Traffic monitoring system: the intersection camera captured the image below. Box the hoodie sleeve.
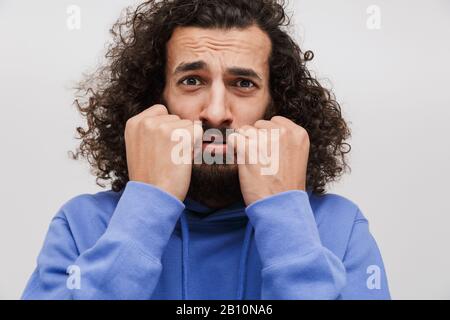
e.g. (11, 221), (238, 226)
(21, 181), (185, 300)
(338, 210), (391, 299)
(245, 190), (390, 300)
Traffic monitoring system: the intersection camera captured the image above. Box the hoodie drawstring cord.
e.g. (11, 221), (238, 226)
(179, 212), (254, 300)
(236, 221), (254, 300)
(180, 213), (190, 300)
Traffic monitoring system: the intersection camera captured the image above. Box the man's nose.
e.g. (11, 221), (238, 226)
(199, 82), (233, 128)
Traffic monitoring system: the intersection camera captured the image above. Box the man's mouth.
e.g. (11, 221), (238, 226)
(203, 136), (226, 145)
(202, 135), (228, 154)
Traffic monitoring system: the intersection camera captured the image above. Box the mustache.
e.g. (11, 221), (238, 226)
(201, 123), (236, 137)
(201, 123), (237, 144)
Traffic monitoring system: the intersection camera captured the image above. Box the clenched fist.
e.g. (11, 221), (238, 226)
(228, 116), (310, 206)
(124, 105), (202, 201)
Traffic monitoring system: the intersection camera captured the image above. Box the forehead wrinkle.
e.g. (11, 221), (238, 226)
(181, 37), (259, 56)
(167, 28), (271, 77)
(181, 38), (267, 64)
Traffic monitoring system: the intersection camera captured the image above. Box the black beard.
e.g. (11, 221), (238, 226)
(186, 163), (243, 210)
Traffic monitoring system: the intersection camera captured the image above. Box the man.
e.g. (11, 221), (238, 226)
(22, 0), (390, 299)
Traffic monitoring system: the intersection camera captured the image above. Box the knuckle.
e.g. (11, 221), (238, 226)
(271, 115), (284, 121)
(304, 131), (311, 144)
(279, 126), (288, 135)
(254, 120), (268, 127)
(168, 114), (181, 121)
(180, 119), (193, 126)
(125, 117), (136, 130)
(141, 118), (157, 131)
(158, 122), (172, 134)
(294, 127), (310, 144)
(297, 126), (309, 138)
(152, 104), (168, 114)
(239, 125), (254, 134)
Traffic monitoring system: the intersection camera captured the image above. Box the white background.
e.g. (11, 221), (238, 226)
(0, 0), (449, 299)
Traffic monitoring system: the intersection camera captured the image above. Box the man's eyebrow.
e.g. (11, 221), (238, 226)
(174, 60), (207, 74)
(227, 67), (262, 81)
(174, 60), (263, 81)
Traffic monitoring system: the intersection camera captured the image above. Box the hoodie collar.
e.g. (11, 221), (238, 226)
(183, 197), (247, 222)
(183, 188), (313, 222)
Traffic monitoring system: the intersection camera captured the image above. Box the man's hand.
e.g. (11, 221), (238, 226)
(125, 105), (201, 201)
(228, 116), (310, 206)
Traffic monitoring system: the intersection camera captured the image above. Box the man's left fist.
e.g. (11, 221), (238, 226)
(228, 116), (310, 206)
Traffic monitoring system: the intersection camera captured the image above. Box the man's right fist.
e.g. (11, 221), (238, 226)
(124, 105), (201, 201)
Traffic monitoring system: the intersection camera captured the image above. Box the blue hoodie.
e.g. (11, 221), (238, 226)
(22, 181), (390, 300)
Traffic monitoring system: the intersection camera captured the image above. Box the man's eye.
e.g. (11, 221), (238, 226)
(236, 79), (255, 89)
(181, 77), (201, 86)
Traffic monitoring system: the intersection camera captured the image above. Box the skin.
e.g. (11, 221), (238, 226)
(163, 25), (271, 128)
(125, 25), (310, 206)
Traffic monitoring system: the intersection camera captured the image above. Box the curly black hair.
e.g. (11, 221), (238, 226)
(71, 0), (351, 195)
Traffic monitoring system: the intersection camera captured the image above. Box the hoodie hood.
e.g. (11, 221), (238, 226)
(183, 197), (248, 222)
(182, 187), (314, 222)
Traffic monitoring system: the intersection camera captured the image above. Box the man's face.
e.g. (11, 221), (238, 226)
(162, 25), (272, 209)
(163, 25), (272, 130)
